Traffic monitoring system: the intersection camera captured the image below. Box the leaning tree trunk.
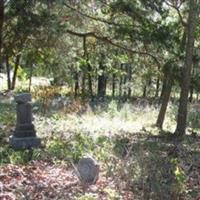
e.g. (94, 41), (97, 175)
(174, 0), (198, 137)
(156, 76), (172, 129)
(159, 75), (167, 103)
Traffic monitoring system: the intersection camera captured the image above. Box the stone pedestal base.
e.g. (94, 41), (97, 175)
(9, 136), (41, 150)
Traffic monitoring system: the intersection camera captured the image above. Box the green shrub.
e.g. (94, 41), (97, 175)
(46, 137), (68, 160)
(94, 135), (112, 162)
(70, 133), (95, 162)
(0, 103), (15, 125)
(9, 150), (32, 165)
(0, 145), (11, 164)
(45, 134), (95, 163)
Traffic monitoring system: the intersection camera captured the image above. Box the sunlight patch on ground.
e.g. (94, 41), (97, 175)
(34, 104), (176, 138)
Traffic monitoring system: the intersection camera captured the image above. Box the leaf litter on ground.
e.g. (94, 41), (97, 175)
(0, 161), (135, 200)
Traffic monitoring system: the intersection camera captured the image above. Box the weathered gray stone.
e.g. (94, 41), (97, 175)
(10, 137), (41, 150)
(10, 93), (41, 150)
(14, 93), (32, 103)
(77, 157), (99, 185)
(15, 93), (31, 104)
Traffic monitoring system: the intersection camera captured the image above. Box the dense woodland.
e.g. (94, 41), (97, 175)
(0, 0), (200, 199)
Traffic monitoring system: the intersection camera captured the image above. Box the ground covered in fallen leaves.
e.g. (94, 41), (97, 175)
(1, 134), (200, 200)
(0, 161), (135, 200)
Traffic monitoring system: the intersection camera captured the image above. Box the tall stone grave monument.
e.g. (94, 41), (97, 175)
(10, 93), (41, 150)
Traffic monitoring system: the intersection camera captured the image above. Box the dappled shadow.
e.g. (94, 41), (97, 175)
(112, 133), (200, 200)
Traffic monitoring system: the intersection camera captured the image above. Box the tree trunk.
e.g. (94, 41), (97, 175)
(147, 78), (152, 97)
(97, 56), (107, 98)
(5, 54), (11, 90)
(28, 63), (33, 92)
(74, 71), (79, 98)
(174, 0), (198, 137)
(143, 85), (147, 98)
(155, 77), (160, 98)
(87, 62), (93, 97)
(11, 54), (20, 90)
(81, 36), (87, 96)
(82, 36), (93, 97)
(119, 64), (123, 97)
(81, 73), (86, 95)
(159, 75), (167, 103)
(0, 0), (4, 72)
(127, 64), (132, 98)
(156, 77), (172, 129)
(123, 66), (127, 98)
(112, 73), (116, 97)
(119, 76), (122, 97)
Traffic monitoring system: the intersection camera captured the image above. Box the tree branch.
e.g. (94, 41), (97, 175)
(63, 2), (137, 28)
(165, 0), (187, 27)
(66, 29), (161, 67)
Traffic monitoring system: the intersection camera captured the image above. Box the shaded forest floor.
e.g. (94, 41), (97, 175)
(0, 92), (200, 200)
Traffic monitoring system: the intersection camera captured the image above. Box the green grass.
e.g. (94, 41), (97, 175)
(0, 102), (15, 125)
(0, 96), (200, 199)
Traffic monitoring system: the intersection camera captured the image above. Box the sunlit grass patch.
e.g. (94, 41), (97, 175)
(33, 99), (178, 139)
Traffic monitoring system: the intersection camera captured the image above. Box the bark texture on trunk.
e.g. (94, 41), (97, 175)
(174, 0), (198, 137)
(156, 77), (172, 129)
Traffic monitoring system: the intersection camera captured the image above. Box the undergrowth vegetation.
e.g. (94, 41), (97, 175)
(0, 95), (200, 199)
